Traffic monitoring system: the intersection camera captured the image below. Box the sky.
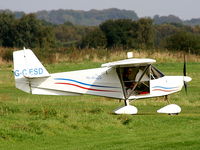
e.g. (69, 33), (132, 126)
(0, 0), (199, 20)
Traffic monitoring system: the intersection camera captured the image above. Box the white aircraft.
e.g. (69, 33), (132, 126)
(13, 48), (192, 115)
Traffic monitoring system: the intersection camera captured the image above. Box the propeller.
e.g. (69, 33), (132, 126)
(183, 54), (187, 94)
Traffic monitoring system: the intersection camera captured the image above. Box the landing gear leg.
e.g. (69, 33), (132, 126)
(164, 95), (170, 104)
(124, 100), (129, 106)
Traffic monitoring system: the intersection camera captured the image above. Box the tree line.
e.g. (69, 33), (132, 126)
(3, 9), (200, 26)
(0, 12), (55, 48)
(36, 8), (138, 26)
(81, 19), (200, 54)
(0, 12), (200, 54)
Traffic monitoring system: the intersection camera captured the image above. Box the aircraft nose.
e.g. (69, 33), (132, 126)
(183, 76), (192, 83)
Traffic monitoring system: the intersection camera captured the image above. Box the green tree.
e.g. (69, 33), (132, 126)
(165, 31), (200, 54)
(155, 24), (179, 48)
(0, 12), (15, 47)
(54, 22), (92, 47)
(100, 19), (138, 48)
(80, 27), (107, 48)
(100, 19), (121, 48)
(14, 14), (55, 48)
(136, 18), (154, 48)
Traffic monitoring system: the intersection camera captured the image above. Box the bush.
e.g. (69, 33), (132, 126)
(165, 31), (200, 54)
(2, 49), (13, 62)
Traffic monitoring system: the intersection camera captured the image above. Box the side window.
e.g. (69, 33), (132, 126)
(120, 66), (150, 96)
(150, 65), (165, 80)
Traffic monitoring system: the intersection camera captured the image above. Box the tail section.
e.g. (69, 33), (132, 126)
(13, 48), (50, 93)
(13, 48), (49, 78)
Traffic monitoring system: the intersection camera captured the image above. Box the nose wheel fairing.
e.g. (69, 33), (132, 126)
(157, 104), (181, 115)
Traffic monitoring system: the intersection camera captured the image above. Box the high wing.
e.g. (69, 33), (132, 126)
(101, 58), (156, 68)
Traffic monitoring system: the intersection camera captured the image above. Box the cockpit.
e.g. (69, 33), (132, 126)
(117, 65), (164, 97)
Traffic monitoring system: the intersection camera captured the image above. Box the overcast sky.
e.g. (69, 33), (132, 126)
(0, 0), (199, 20)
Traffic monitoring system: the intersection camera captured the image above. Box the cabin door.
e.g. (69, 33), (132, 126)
(117, 65), (150, 98)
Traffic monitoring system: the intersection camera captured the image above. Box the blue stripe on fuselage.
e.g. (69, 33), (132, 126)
(54, 78), (119, 88)
(152, 86), (178, 89)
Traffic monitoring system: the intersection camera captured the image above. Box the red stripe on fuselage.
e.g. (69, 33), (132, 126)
(152, 89), (177, 92)
(55, 83), (119, 92)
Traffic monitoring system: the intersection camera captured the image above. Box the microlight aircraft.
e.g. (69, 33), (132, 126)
(13, 48), (192, 115)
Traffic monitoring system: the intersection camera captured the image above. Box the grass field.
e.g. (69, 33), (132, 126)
(0, 61), (200, 150)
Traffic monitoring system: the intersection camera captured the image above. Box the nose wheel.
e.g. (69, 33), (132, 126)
(157, 104), (181, 115)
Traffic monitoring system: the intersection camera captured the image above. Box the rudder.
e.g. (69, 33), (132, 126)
(13, 48), (50, 93)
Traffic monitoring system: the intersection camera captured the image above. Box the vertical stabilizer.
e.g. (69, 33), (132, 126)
(13, 48), (50, 93)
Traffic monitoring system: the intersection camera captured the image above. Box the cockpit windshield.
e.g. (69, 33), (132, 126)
(150, 65), (165, 80)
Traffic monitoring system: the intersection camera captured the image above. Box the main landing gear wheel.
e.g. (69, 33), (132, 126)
(113, 100), (138, 115)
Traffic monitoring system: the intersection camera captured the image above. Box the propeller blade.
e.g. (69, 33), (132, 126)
(184, 81), (187, 94)
(183, 54), (186, 76)
(183, 54), (187, 94)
